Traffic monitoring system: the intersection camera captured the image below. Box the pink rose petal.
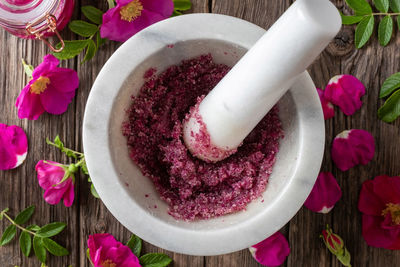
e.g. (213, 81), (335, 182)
(331, 129), (375, 171)
(317, 88), (335, 120)
(324, 75), (365, 116)
(304, 172), (342, 213)
(249, 232), (290, 266)
(0, 124), (28, 170)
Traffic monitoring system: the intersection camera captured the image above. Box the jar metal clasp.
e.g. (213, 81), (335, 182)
(26, 14), (64, 52)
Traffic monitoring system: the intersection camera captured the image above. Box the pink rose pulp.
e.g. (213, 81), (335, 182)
(123, 54), (284, 221)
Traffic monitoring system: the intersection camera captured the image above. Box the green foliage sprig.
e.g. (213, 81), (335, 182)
(53, 6), (106, 63)
(378, 72), (400, 122)
(46, 136), (99, 198)
(0, 206), (68, 265)
(341, 0), (400, 48)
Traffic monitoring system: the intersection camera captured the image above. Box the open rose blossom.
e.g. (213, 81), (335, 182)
(249, 232), (290, 266)
(317, 88), (335, 120)
(87, 233), (141, 267)
(304, 172), (342, 213)
(358, 175), (400, 250)
(0, 124), (28, 170)
(35, 160), (75, 207)
(324, 75), (365, 116)
(100, 0), (174, 42)
(331, 129), (375, 171)
(15, 54), (79, 120)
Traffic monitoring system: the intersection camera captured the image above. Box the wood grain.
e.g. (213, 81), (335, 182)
(1, 0), (400, 266)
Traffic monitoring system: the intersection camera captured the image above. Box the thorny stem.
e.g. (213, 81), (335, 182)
(47, 140), (84, 157)
(1, 212), (36, 236)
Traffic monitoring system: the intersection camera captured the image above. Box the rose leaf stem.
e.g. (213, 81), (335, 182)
(1, 212), (36, 236)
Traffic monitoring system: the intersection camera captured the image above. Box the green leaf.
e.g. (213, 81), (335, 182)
(355, 15), (374, 48)
(378, 15), (393, 46)
(27, 224), (41, 232)
(139, 253), (172, 267)
(380, 72), (400, 98)
(53, 40), (89, 60)
(96, 32), (107, 49)
(90, 183), (100, 198)
(14, 206), (35, 225)
(54, 135), (63, 148)
(0, 225), (17, 246)
(173, 0), (192, 11)
(69, 20), (98, 37)
(42, 238), (69, 256)
(21, 59), (34, 80)
(82, 39), (96, 63)
(172, 10), (183, 16)
(81, 6), (103, 25)
(378, 89), (400, 122)
(33, 236), (46, 263)
(345, 0), (373, 15)
(36, 222), (66, 238)
(397, 15), (400, 31)
(390, 0), (400, 11)
(81, 161), (89, 175)
(341, 13), (363, 25)
(126, 234), (142, 257)
(374, 0), (390, 12)
(19, 231), (32, 257)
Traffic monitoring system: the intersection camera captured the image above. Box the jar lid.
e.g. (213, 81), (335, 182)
(0, 0), (58, 29)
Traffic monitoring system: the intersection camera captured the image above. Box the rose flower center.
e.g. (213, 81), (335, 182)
(101, 259), (116, 267)
(382, 203), (400, 225)
(30, 76), (50, 94)
(120, 0), (143, 22)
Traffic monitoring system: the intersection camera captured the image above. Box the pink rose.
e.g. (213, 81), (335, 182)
(16, 54), (79, 120)
(358, 175), (400, 250)
(100, 0), (174, 42)
(35, 160), (75, 207)
(87, 233), (142, 267)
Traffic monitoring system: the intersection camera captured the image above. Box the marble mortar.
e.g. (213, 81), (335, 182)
(83, 13), (325, 256)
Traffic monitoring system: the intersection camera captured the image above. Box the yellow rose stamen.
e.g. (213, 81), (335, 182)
(382, 203), (400, 225)
(120, 0), (144, 22)
(30, 76), (50, 94)
(101, 259), (116, 267)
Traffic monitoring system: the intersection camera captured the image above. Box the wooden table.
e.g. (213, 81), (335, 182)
(1, 0), (400, 266)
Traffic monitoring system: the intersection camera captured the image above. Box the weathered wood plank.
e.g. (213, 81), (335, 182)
(0, 9), (80, 267)
(2, 0), (400, 266)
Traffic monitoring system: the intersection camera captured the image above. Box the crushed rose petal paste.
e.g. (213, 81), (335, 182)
(122, 54), (284, 221)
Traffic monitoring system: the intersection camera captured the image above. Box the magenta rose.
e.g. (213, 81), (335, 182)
(87, 233), (142, 267)
(35, 160), (75, 207)
(15, 54), (79, 120)
(0, 124), (28, 170)
(358, 175), (400, 250)
(100, 0), (174, 42)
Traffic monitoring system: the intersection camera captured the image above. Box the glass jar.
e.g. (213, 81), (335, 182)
(0, 0), (75, 51)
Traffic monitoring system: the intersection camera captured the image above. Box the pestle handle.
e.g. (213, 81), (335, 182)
(184, 0), (341, 162)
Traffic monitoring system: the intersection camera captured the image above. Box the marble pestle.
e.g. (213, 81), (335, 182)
(183, 0), (341, 162)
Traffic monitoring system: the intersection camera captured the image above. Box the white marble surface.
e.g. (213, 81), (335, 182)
(82, 13), (325, 255)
